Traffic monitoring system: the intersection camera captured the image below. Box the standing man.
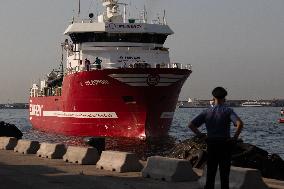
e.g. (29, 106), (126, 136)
(85, 58), (91, 71)
(95, 57), (102, 69)
(188, 87), (243, 189)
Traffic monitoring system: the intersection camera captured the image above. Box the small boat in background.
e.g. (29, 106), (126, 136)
(241, 100), (271, 107)
(178, 98), (210, 108)
(279, 109), (284, 123)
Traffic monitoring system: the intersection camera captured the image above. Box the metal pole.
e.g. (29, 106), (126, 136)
(123, 4), (127, 23)
(61, 45), (64, 75)
(78, 0), (81, 17)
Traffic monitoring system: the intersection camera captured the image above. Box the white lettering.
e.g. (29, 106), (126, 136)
(81, 80), (110, 86)
(30, 104), (43, 117)
(106, 23), (143, 31)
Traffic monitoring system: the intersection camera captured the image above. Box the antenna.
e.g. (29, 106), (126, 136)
(118, 3), (128, 23)
(96, 0), (99, 18)
(123, 4), (127, 23)
(163, 9), (167, 25)
(157, 13), (161, 24)
(128, 0), (132, 18)
(78, 0), (81, 17)
(72, 9), (75, 23)
(143, 5), (147, 23)
(60, 41), (67, 76)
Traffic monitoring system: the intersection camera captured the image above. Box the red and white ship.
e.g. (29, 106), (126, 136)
(29, 0), (192, 139)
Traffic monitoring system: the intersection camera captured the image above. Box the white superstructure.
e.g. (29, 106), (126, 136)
(63, 0), (188, 73)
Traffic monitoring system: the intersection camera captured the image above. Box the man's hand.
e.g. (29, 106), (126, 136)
(188, 122), (202, 136)
(233, 119), (244, 139)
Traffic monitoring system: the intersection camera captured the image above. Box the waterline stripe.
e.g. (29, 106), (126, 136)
(42, 111), (118, 119)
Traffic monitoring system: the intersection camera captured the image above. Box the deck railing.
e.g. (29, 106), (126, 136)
(66, 63), (192, 74)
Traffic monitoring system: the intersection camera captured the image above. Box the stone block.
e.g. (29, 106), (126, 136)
(14, 140), (40, 154)
(37, 143), (66, 159)
(199, 166), (269, 189)
(0, 137), (18, 150)
(96, 151), (143, 173)
(142, 156), (198, 182)
(63, 146), (99, 165)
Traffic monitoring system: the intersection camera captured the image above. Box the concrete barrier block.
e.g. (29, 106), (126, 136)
(199, 166), (269, 189)
(37, 143), (66, 159)
(0, 137), (18, 150)
(96, 151), (143, 173)
(63, 146), (99, 165)
(142, 156), (198, 182)
(14, 140), (40, 154)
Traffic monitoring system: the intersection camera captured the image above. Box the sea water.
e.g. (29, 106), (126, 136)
(171, 107), (284, 158)
(0, 107), (283, 158)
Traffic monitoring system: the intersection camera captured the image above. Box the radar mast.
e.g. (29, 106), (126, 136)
(99, 0), (123, 23)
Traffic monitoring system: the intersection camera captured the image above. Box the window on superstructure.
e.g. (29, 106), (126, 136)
(69, 33), (168, 44)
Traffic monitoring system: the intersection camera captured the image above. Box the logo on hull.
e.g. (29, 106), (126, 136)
(146, 74), (160, 86)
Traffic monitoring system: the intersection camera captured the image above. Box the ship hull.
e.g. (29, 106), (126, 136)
(29, 68), (191, 139)
(279, 118), (284, 123)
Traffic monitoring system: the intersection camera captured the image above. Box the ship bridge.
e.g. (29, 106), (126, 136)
(64, 23), (173, 44)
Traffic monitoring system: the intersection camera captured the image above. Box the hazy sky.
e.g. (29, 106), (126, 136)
(0, 0), (284, 103)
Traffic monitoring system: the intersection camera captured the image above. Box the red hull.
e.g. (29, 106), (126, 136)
(30, 68), (191, 139)
(279, 118), (284, 123)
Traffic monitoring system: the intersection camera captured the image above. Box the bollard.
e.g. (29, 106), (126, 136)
(14, 140), (40, 154)
(0, 137), (18, 150)
(63, 146), (99, 165)
(142, 156), (198, 182)
(84, 137), (105, 155)
(37, 143), (66, 159)
(96, 151), (143, 173)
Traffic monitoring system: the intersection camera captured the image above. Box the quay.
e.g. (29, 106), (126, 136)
(0, 150), (200, 189)
(0, 138), (284, 189)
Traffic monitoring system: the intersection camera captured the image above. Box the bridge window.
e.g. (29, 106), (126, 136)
(69, 33), (168, 44)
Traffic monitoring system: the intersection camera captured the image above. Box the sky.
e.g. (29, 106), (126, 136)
(0, 0), (284, 103)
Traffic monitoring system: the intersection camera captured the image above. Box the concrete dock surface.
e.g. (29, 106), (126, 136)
(0, 150), (200, 189)
(0, 150), (284, 189)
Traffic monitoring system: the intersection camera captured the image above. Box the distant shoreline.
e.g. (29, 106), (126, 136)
(0, 103), (28, 110)
(178, 99), (284, 108)
(179, 105), (284, 108)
